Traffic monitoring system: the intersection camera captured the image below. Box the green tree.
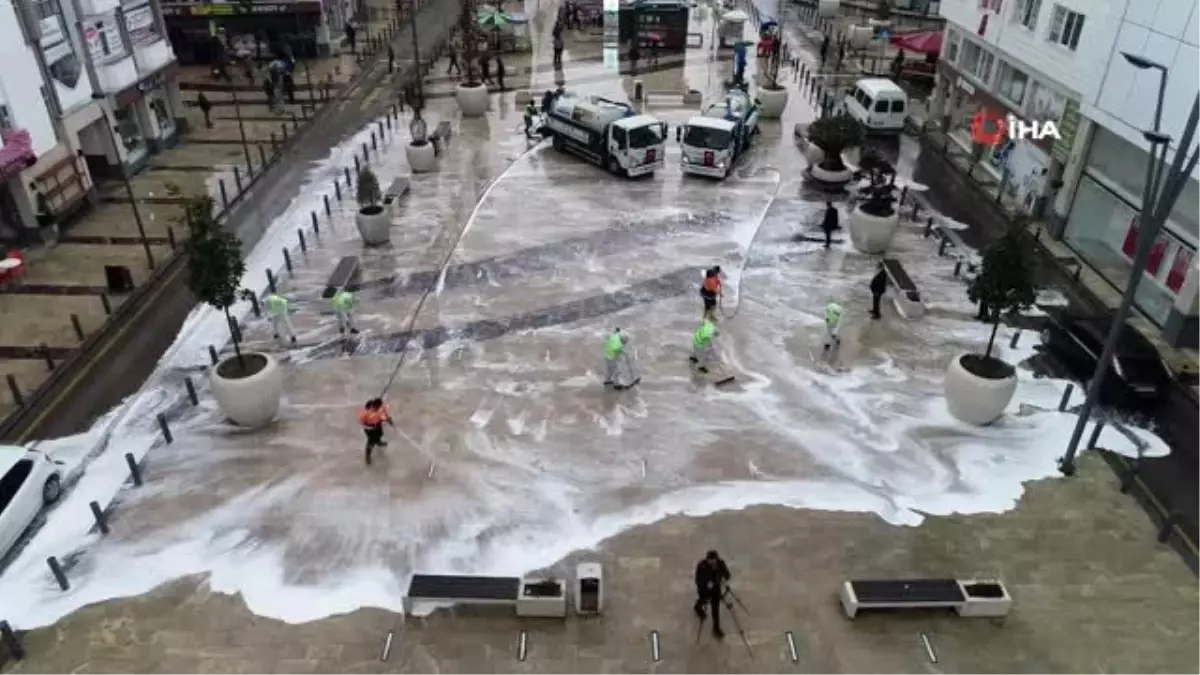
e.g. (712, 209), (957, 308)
(178, 190), (248, 370)
(967, 220), (1038, 364)
(356, 167), (382, 211)
(807, 114), (865, 172)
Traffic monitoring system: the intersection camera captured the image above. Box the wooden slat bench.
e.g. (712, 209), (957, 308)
(933, 222), (980, 275)
(321, 256), (361, 299)
(383, 177), (410, 208)
(881, 258), (925, 319)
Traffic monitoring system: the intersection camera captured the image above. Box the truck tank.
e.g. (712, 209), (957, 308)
(703, 89), (754, 124)
(550, 93), (637, 132)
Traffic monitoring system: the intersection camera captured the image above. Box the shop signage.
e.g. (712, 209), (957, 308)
(38, 12), (83, 89)
(122, 1), (160, 47)
(1051, 99), (1080, 163)
(1167, 246), (1193, 293)
(162, 1), (320, 16)
(82, 19), (126, 64)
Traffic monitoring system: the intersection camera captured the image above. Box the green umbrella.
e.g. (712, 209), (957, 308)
(477, 10), (510, 28)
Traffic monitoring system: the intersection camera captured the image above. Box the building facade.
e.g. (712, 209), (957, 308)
(0, 0), (183, 244)
(160, 0), (353, 65)
(934, 0), (1199, 346)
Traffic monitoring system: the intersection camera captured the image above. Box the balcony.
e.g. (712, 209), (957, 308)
(77, 0), (121, 17)
(134, 39), (176, 77)
(96, 55), (140, 94)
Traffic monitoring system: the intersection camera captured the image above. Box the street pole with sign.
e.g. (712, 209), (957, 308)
(106, 126), (156, 270)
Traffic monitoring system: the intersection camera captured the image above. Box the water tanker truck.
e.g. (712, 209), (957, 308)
(539, 90), (668, 177)
(677, 89), (760, 179)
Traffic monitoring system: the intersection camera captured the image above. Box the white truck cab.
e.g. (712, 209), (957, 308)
(542, 92), (668, 177)
(678, 89), (760, 178)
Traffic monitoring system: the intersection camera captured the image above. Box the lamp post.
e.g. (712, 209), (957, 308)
(1058, 54), (1200, 475)
(107, 125), (155, 270)
(409, 0), (426, 143)
(229, 86), (253, 170)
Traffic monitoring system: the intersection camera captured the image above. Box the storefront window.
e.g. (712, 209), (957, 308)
(149, 92), (175, 137)
(114, 106), (147, 161)
(1064, 176), (1194, 326)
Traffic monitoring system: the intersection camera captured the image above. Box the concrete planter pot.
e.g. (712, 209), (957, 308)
(516, 578), (567, 618)
(944, 353), (1018, 426)
(355, 205), (391, 246)
(456, 83), (489, 118)
(210, 352), (283, 428)
(848, 204), (900, 253)
(757, 87), (788, 119)
(406, 141), (436, 173)
(809, 162), (855, 184)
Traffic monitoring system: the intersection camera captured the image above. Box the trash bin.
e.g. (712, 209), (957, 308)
(575, 562), (603, 615)
(104, 265), (135, 293)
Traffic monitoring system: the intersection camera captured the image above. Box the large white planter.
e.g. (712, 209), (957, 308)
(516, 578), (567, 618)
(757, 87), (788, 119)
(847, 204), (900, 253)
(944, 353), (1018, 426)
(210, 352), (283, 428)
(406, 141), (436, 173)
(355, 205), (391, 246)
(809, 162), (855, 184)
(456, 83), (489, 118)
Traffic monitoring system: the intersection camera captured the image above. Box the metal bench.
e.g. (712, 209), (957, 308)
(933, 222), (979, 275)
(881, 258), (925, 319)
(840, 578), (1012, 619)
(382, 177), (410, 208)
(321, 256), (361, 299)
(403, 574), (521, 615)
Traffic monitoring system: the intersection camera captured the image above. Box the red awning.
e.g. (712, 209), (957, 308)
(889, 30), (944, 55)
(0, 129), (36, 182)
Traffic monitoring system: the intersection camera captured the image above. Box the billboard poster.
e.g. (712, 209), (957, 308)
(1166, 246), (1194, 293)
(122, 1), (160, 47)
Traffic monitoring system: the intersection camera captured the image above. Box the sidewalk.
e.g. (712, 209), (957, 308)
(0, 0), (428, 427)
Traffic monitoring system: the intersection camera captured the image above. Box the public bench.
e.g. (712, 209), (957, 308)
(403, 574), (567, 618)
(932, 222), (979, 275)
(383, 178), (410, 209)
(321, 256), (361, 299)
(840, 578), (1012, 619)
(881, 258), (925, 319)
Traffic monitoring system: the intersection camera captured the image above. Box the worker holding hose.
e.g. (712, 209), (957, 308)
(332, 288), (360, 335)
(359, 397), (394, 465)
(700, 266), (723, 322)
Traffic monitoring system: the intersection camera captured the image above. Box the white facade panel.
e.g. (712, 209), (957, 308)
(1148, 0), (1194, 40)
(0, 0), (58, 157)
(78, 0), (121, 17)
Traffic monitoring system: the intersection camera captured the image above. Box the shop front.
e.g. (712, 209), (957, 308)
(162, 0), (328, 63)
(100, 61), (182, 175)
(1062, 125), (1200, 329)
(0, 130), (40, 245)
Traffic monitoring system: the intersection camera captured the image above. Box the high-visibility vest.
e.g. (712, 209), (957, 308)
(604, 332), (624, 359)
(825, 303), (843, 328)
(333, 290), (355, 312)
(693, 320), (717, 348)
(265, 294), (288, 316)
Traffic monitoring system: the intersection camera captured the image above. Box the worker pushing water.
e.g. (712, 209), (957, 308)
(264, 292), (297, 345)
(332, 288), (360, 335)
(603, 328), (639, 389)
(700, 266), (723, 322)
(823, 301), (844, 351)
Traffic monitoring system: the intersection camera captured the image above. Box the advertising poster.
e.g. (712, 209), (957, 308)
(1146, 235), (1167, 276)
(1122, 216), (1138, 258)
(1167, 246), (1194, 293)
(122, 1), (160, 47)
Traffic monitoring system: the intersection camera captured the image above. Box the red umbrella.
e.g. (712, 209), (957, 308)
(888, 30), (943, 55)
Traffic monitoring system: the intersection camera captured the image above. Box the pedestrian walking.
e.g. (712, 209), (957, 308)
(629, 41), (640, 74)
(648, 38), (659, 65)
(700, 266), (722, 321)
(197, 92), (213, 128)
(693, 550), (732, 639)
(447, 46), (461, 76)
(265, 292), (298, 344)
(603, 328), (633, 387)
(523, 100), (539, 138)
(870, 264), (888, 319)
(821, 201), (839, 249)
(332, 288), (360, 335)
(387, 43), (395, 73)
(837, 42), (845, 68)
(819, 35), (829, 66)
(690, 318), (719, 373)
(479, 54), (493, 85)
(358, 398), (394, 465)
(282, 72), (296, 104)
(553, 33), (564, 67)
(822, 301), (843, 350)
(496, 56), (506, 90)
(261, 75), (277, 112)
(345, 21), (358, 54)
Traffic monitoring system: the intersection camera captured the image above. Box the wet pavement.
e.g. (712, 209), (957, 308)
(1, 0), (1196, 672)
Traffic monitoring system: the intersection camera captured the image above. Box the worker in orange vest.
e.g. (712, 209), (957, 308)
(700, 266), (723, 322)
(358, 397), (394, 465)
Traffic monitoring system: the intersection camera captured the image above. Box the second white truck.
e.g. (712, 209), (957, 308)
(678, 89), (760, 179)
(539, 90), (668, 177)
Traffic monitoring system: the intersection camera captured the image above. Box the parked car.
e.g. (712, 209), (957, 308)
(0, 445), (63, 560)
(1040, 308), (1173, 409)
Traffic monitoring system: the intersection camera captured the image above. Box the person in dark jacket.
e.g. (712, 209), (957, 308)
(821, 201), (839, 249)
(870, 263), (888, 319)
(693, 550), (731, 638)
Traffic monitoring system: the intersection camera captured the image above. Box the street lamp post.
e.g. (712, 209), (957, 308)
(1058, 54), (1200, 475)
(229, 86), (254, 171)
(107, 126), (155, 271)
(409, 0), (426, 142)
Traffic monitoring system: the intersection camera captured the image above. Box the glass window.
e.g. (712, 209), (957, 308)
(960, 40), (981, 75)
(627, 124), (662, 148)
(1012, 0), (1041, 29)
(996, 62), (1028, 105)
(682, 126), (732, 150)
(977, 51), (995, 84)
(874, 99), (888, 113)
(0, 459), (33, 515)
(890, 99), (906, 113)
(1048, 5), (1085, 50)
(114, 106), (146, 157)
(150, 94), (175, 136)
(611, 126), (626, 148)
(945, 30), (960, 63)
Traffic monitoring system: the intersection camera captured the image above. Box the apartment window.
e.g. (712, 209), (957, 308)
(1012, 0), (1041, 29)
(30, 0), (61, 20)
(996, 62), (1029, 105)
(960, 40), (982, 74)
(945, 30), (961, 63)
(1048, 4), (1085, 50)
(0, 106), (12, 132)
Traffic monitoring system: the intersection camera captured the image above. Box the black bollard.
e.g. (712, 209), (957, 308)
(344, 166), (352, 186)
(371, 132), (377, 151)
(46, 556), (69, 591)
(124, 452), (142, 486)
(157, 413), (173, 444)
(0, 620), (25, 661)
(38, 344), (53, 371)
(267, 268), (277, 293)
(1009, 331), (1021, 349)
(354, 155), (361, 175)
(282, 122), (289, 143)
(953, 260), (963, 278)
(1086, 420), (1105, 449)
(259, 144), (268, 167)
(100, 292), (112, 315)
(6, 374), (23, 408)
(233, 165), (243, 193)
(70, 313), (85, 342)
(299, 229), (308, 253)
(167, 225), (177, 251)
(378, 121), (385, 139)
(283, 247), (293, 273)
(219, 179), (229, 209)
(1058, 383), (1074, 411)
(184, 376), (198, 405)
(270, 130), (278, 151)
(899, 186), (908, 206)
(208, 345), (219, 365)
(324, 194), (331, 217)
(244, 290), (260, 317)
(938, 236), (949, 256)
(387, 115), (392, 131)
(89, 500), (110, 535)
(362, 142), (369, 161)
(311, 211), (320, 233)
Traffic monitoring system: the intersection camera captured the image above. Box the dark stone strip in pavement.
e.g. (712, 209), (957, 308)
(201, 97), (326, 107)
(179, 81), (349, 93)
(100, 196), (195, 205)
(213, 115), (305, 122)
(58, 235), (172, 246)
(160, 138), (272, 146)
(0, 284), (108, 296)
(147, 165), (217, 172)
(349, 210), (729, 299)
(0, 346), (76, 360)
(306, 267), (697, 360)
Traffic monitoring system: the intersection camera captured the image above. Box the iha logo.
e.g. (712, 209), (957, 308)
(970, 110), (1061, 146)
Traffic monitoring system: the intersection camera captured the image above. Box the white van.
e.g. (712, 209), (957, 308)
(843, 78), (908, 134)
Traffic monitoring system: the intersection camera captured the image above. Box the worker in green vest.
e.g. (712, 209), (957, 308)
(823, 301), (843, 351)
(332, 288), (359, 335)
(603, 328), (631, 387)
(524, 100), (539, 139)
(690, 318), (718, 373)
(265, 292), (297, 345)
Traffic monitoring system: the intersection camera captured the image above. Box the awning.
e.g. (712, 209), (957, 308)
(0, 129), (36, 182)
(889, 30), (944, 55)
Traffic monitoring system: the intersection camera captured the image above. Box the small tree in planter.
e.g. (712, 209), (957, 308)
(806, 113), (864, 177)
(856, 149), (898, 218)
(354, 166), (390, 245)
(945, 220), (1038, 425)
(455, 0), (489, 117)
(756, 41), (788, 119)
(356, 167), (382, 215)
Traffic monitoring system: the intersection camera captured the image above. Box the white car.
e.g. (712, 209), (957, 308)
(0, 445), (63, 559)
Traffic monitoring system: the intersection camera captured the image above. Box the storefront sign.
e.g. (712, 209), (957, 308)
(162, 1), (321, 16)
(1167, 246), (1194, 293)
(39, 13), (83, 89)
(1051, 98), (1080, 164)
(83, 19), (127, 64)
(122, 1), (160, 47)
